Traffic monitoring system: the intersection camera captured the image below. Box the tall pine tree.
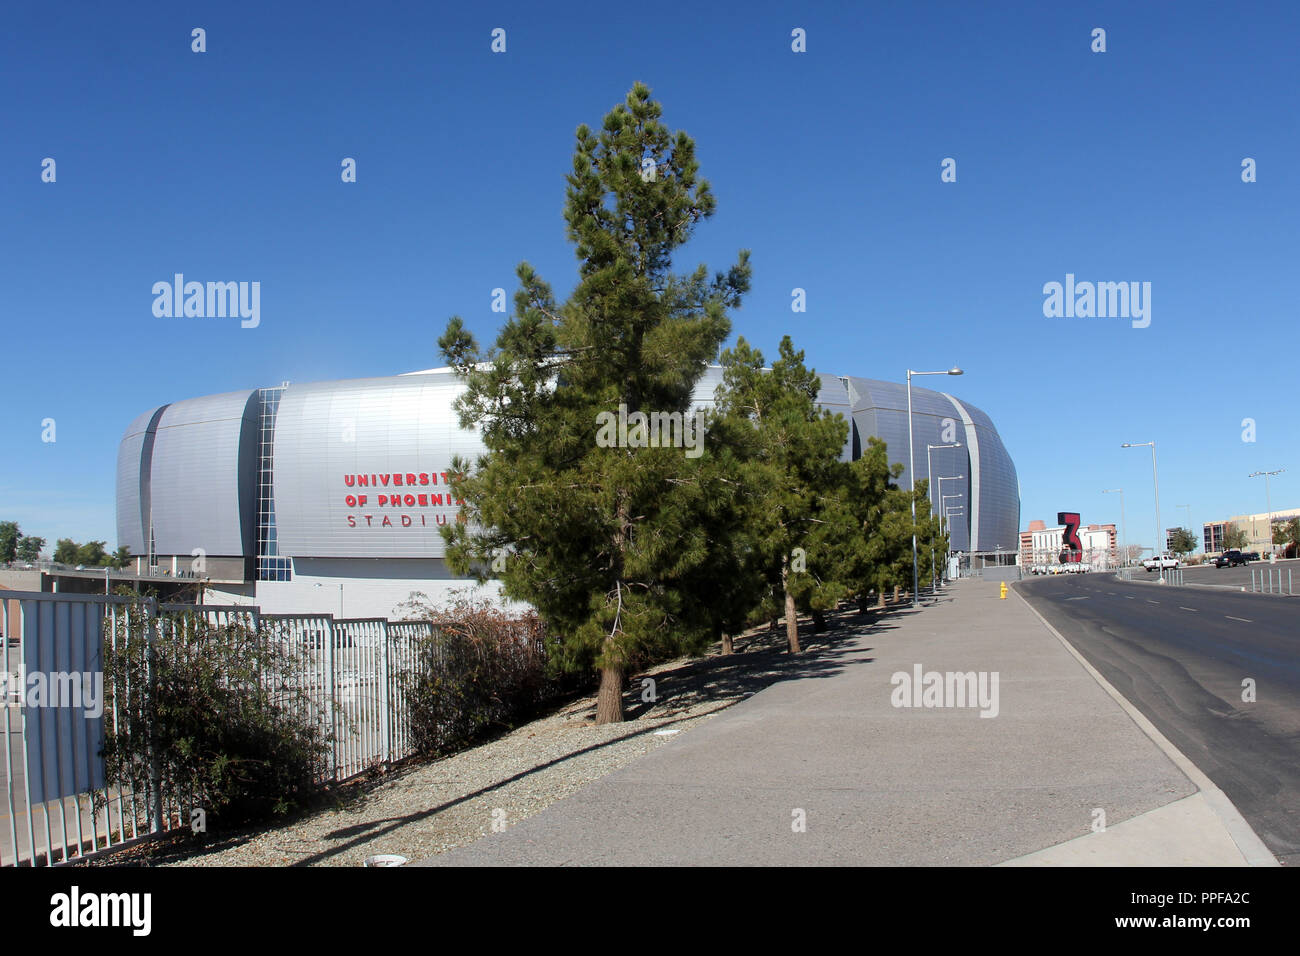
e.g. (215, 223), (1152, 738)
(438, 83), (751, 723)
(714, 336), (849, 653)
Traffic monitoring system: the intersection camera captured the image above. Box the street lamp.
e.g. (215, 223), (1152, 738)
(927, 443), (962, 590)
(937, 479), (965, 516)
(943, 502), (966, 572)
(1102, 488), (1126, 567)
(941, 493), (965, 544)
(1248, 468), (1284, 556)
(927, 442), (963, 517)
(1122, 441), (1164, 583)
(908, 366), (963, 607)
(930, 468), (964, 589)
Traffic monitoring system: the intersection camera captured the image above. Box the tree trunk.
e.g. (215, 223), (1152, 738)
(875, 590), (886, 609)
(595, 665), (624, 724)
(892, 584), (901, 604)
(782, 557), (801, 653)
(721, 632), (734, 655)
(812, 609), (827, 632)
(599, 485), (631, 726)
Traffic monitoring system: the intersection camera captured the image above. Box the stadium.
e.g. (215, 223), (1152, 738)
(116, 367), (1020, 618)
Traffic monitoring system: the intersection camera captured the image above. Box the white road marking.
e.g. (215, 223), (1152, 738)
(1179, 607), (1198, 612)
(1225, 615), (1253, 623)
(1147, 600), (1160, 604)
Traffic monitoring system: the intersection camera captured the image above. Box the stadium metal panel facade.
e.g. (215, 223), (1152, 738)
(116, 367), (1020, 618)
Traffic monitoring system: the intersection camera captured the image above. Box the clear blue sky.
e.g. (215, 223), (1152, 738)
(3, 0), (1298, 554)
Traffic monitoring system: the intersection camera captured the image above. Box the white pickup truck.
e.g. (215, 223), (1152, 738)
(1142, 553), (1180, 572)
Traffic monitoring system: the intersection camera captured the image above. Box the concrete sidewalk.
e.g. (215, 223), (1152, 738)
(417, 580), (1276, 866)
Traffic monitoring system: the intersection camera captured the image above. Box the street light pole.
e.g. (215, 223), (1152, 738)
(927, 442), (962, 519)
(907, 367), (963, 608)
(927, 443), (962, 590)
(938, 481), (965, 573)
(1103, 488), (1125, 567)
(1122, 441), (1164, 583)
(942, 493), (964, 540)
(1249, 468), (1284, 556)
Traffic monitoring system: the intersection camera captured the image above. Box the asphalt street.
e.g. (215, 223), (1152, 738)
(1018, 573), (1300, 865)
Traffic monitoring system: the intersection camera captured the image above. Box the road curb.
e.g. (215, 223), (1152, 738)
(1010, 584), (1279, 867)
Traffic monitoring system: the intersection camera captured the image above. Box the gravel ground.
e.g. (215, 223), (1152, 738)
(84, 609), (873, 867)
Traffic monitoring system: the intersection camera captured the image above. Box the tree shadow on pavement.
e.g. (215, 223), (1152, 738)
(618, 604), (895, 721)
(85, 600), (913, 868)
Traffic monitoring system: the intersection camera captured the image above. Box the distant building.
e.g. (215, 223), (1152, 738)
(117, 367), (1021, 619)
(1204, 508), (1300, 557)
(1019, 520), (1117, 568)
(1203, 521), (1226, 554)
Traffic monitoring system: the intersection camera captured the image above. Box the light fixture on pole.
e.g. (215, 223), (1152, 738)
(1102, 488), (1126, 567)
(1122, 441), (1164, 583)
(930, 467), (964, 589)
(941, 492), (964, 535)
(927, 444), (962, 590)
(938, 480), (965, 583)
(927, 442), (962, 519)
(907, 367), (963, 607)
(1248, 468), (1284, 556)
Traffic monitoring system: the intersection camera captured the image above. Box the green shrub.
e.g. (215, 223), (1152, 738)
(98, 602), (330, 828)
(397, 596), (579, 756)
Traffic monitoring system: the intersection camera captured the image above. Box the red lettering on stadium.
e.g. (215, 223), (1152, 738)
(341, 473), (464, 529)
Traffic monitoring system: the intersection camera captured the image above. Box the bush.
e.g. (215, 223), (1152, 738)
(397, 595), (581, 756)
(98, 602), (330, 828)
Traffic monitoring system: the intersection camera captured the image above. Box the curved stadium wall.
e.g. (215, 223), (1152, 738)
(116, 367), (1020, 618)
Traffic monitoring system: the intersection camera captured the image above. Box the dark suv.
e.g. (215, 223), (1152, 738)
(1214, 550), (1248, 568)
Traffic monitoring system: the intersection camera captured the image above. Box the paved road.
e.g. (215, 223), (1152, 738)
(1018, 573), (1300, 865)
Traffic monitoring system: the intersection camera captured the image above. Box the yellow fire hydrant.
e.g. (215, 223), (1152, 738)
(999, 581), (1008, 600)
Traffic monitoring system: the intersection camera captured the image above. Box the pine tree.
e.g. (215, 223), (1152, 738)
(714, 336), (850, 653)
(438, 83), (751, 723)
(832, 437), (914, 607)
(913, 480), (950, 589)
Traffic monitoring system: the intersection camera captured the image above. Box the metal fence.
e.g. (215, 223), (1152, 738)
(1, 592), (437, 866)
(1250, 567), (1295, 595)
(1115, 566), (1183, 585)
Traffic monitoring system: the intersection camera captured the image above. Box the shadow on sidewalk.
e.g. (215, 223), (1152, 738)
(84, 596), (935, 867)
